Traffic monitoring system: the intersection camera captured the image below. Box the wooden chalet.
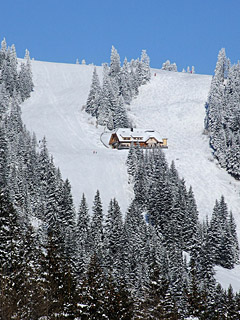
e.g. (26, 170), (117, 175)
(109, 128), (168, 149)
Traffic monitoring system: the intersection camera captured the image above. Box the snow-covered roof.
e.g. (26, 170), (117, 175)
(115, 128), (164, 142)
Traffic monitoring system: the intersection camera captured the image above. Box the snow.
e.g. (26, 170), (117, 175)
(21, 61), (133, 214)
(215, 265), (240, 292)
(114, 127), (164, 142)
(21, 60), (240, 291)
(130, 69), (240, 237)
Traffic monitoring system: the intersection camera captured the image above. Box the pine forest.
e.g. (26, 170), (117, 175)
(0, 39), (240, 319)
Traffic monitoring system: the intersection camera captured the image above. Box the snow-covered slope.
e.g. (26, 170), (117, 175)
(22, 61), (133, 214)
(21, 60), (240, 290)
(130, 69), (240, 231)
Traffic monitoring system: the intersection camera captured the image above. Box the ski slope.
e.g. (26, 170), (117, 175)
(21, 60), (240, 291)
(21, 60), (132, 214)
(130, 69), (240, 234)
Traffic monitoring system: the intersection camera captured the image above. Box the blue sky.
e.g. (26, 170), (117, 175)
(0, 0), (240, 74)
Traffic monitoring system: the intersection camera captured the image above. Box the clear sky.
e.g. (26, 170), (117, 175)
(0, 0), (240, 75)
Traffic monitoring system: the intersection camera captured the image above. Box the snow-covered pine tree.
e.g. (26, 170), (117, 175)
(104, 198), (124, 278)
(90, 190), (104, 259)
(85, 67), (101, 116)
(0, 83), (10, 117)
(40, 227), (77, 318)
(124, 201), (148, 296)
(162, 60), (171, 70)
(129, 59), (139, 97)
(204, 49), (240, 179)
(126, 142), (137, 181)
(0, 38), (7, 68)
(228, 211), (239, 264)
(0, 190), (25, 318)
(0, 124), (9, 189)
(97, 71), (112, 126)
(109, 45), (121, 78)
(20, 49), (34, 98)
(85, 47), (151, 128)
(107, 111), (114, 130)
(76, 193), (91, 275)
(162, 60), (177, 72)
(113, 94), (129, 128)
(119, 57), (132, 104)
(140, 49), (151, 84)
(184, 186), (199, 249)
(198, 226), (216, 307)
(18, 63), (31, 101)
(77, 254), (107, 318)
(0, 52), (15, 96)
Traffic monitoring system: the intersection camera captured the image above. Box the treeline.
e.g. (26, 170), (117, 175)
(125, 143), (240, 318)
(127, 143), (239, 269)
(1, 145), (240, 319)
(205, 48), (240, 179)
(85, 46), (151, 130)
(0, 38), (33, 102)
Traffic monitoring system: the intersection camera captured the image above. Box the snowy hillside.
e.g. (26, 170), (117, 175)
(21, 60), (240, 290)
(21, 61), (132, 214)
(130, 69), (240, 233)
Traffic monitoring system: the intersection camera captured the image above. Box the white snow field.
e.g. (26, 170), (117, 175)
(21, 60), (240, 290)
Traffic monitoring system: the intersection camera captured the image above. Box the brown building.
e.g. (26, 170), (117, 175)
(109, 128), (168, 149)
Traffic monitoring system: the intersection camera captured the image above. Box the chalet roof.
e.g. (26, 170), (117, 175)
(115, 128), (163, 143)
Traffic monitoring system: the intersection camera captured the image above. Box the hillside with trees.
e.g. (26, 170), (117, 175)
(85, 46), (151, 129)
(205, 48), (240, 179)
(1, 38), (240, 318)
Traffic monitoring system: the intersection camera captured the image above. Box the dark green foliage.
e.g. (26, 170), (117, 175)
(77, 254), (134, 320)
(90, 190), (104, 257)
(36, 228), (76, 319)
(209, 196), (239, 268)
(76, 193), (91, 276)
(104, 198), (124, 279)
(77, 254), (109, 319)
(0, 191), (23, 318)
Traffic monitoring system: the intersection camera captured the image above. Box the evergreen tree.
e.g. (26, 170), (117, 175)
(120, 57), (132, 104)
(40, 228), (77, 318)
(0, 38), (7, 68)
(104, 198), (124, 279)
(77, 254), (107, 319)
(228, 210), (239, 264)
(140, 49), (151, 84)
(85, 67), (101, 116)
(76, 193), (91, 276)
(90, 190), (104, 259)
(113, 94), (129, 128)
(0, 190), (24, 318)
(162, 60), (177, 72)
(85, 47), (150, 128)
(226, 285), (238, 319)
(124, 201), (147, 296)
(0, 124), (9, 189)
(109, 45), (121, 78)
(126, 142), (137, 180)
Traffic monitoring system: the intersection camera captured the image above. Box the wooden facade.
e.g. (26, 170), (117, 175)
(109, 129), (168, 149)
